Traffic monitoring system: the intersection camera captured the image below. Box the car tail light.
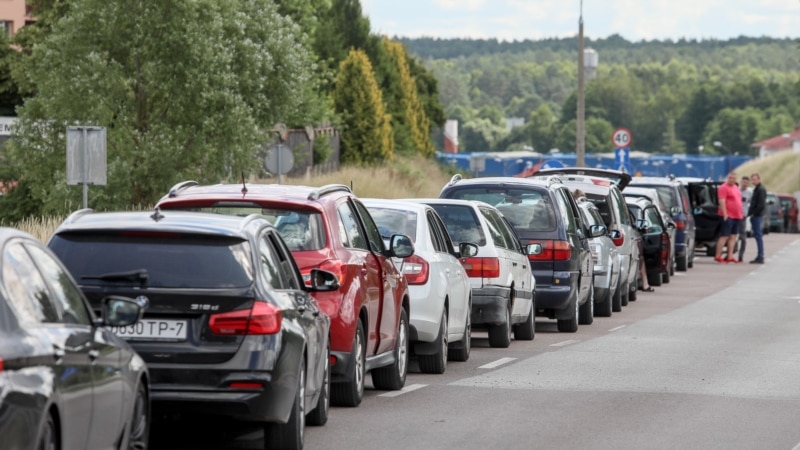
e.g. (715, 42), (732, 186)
(208, 301), (281, 335)
(302, 259), (345, 287)
(228, 381), (264, 389)
(460, 257), (500, 278)
(674, 219), (685, 230)
(611, 230), (625, 247)
(0, 357), (3, 372)
(401, 254), (429, 285)
(661, 233), (670, 270)
(527, 240), (572, 261)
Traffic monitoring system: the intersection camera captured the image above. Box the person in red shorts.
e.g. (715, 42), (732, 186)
(714, 172), (744, 263)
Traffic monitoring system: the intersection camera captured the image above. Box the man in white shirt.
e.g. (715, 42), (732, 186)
(738, 175), (753, 262)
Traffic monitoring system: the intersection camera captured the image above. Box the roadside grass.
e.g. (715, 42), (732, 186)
(14, 154), (460, 242)
(734, 151), (800, 194)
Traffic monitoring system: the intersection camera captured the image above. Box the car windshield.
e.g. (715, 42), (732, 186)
(49, 234), (254, 289)
(189, 206), (326, 251)
(442, 187), (556, 232)
(427, 204), (487, 246)
(368, 207), (418, 242)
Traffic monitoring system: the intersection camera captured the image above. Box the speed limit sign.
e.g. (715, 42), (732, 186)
(612, 128), (632, 148)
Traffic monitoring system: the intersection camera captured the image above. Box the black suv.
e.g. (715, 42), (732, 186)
(48, 209), (335, 448)
(627, 176), (696, 270)
(439, 175), (593, 332)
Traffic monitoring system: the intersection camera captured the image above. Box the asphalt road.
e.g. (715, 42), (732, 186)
(151, 232), (800, 450)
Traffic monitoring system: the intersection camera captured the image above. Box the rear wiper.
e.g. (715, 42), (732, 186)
(82, 269), (149, 285)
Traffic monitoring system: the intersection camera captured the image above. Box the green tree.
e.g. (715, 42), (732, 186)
(6, 0), (327, 214)
(384, 39), (434, 157)
(333, 49), (393, 164)
(701, 108), (764, 156)
(313, 0), (371, 76)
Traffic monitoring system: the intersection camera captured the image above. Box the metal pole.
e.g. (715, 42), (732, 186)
(82, 127), (88, 209)
(576, 1), (586, 167)
(277, 143), (283, 185)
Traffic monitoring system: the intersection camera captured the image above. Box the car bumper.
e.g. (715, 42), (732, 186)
(408, 283), (445, 343)
(532, 270), (577, 313)
(471, 285), (512, 326)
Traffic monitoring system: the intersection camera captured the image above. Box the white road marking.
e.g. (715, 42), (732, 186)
(478, 357), (517, 369)
(550, 339), (580, 347)
(609, 325), (627, 332)
(378, 383), (428, 398)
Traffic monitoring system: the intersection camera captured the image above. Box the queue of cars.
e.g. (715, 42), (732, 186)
(0, 170), (719, 449)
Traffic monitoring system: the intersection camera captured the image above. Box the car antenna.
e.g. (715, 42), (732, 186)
(150, 206), (164, 222)
(241, 171), (248, 195)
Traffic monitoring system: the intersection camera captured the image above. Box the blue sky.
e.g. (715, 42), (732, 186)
(361, 0), (799, 42)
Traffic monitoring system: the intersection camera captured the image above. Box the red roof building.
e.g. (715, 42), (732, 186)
(751, 125), (800, 159)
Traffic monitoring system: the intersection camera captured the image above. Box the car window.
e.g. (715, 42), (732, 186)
(269, 231), (303, 291)
(443, 186), (556, 232)
(611, 188), (631, 226)
(258, 234), (287, 290)
(353, 200), (387, 254)
(2, 242), (60, 324)
(49, 234), (253, 289)
(478, 207), (508, 249)
(338, 202), (368, 250)
(428, 204), (487, 246)
(644, 206), (664, 233)
(428, 210), (455, 255)
(679, 187), (692, 214)
(26, 244), (92, 325)
(483, 207), (519, 250)
(553, 188), (577, 233)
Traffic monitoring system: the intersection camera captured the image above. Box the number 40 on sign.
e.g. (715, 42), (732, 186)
(611, 128), (632, 148)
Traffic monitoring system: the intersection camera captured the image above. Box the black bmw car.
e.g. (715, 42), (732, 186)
(48, 209), (334, 449)
(0, 227), (149, 450)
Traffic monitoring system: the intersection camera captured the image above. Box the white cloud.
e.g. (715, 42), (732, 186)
(434, 0), (488, 11)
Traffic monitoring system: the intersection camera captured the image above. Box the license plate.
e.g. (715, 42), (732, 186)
(110, 319), (188, 341)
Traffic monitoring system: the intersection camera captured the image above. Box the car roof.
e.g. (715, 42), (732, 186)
(624, 196), (652, 208)
(629, 176), (681, 186)
(158, 182), (353, 209)
(546, 175), (618, 196)
(0, 227), (37, 242)
(441, 174), (556, 191)
(533, 167), (632, 189)
(361, 198), (430, 214)
(53, 209), (267, 239)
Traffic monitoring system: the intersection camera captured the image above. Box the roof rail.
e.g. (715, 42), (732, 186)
(446, 174), (462, 186)
(167, 180), (198, 198)
(547, 175), (564, 187)
(63, 208), (94, 225)
(308, 184), (351, 201)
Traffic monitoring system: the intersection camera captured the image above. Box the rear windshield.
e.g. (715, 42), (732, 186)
(427, 204), (487, 246)
(367, 207), (418, 242)
(49, 234), (254, 289)
(180, 206), (326, 252)
(441, 187), (555, 232)
(635, 185), (679, 210)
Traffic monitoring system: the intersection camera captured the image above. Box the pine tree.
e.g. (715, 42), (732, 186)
(333, 49), (393, 164)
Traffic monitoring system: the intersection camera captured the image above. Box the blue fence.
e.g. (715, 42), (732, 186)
(437, 152), (753, 181)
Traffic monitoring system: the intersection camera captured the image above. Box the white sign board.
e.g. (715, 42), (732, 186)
(0, 117), (17, 136)
(611, 128), (632, 149)
(67, 126), (107, 185)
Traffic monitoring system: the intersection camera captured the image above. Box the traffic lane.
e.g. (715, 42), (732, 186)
(306, 234), (800, 449)
(148, 233), (800, 449)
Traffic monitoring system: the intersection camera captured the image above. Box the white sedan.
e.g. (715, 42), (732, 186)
(363, 199), (473, 374)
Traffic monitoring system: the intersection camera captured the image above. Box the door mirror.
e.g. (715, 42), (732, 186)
(526, 242), (544, 256)
(590, 224), (607, 238)
(458, 242), (479, 258)
(389, 233), (414, 258)
(670, 206), (682, 215)
(101, 295), (147, 327)
(307, 269), (340, 292)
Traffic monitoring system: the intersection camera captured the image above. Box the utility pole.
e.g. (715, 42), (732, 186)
(576, 0), (586, 167)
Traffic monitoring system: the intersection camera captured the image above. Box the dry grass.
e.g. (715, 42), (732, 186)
(15, 215), (65, 243)
(733, 151), (800, 195)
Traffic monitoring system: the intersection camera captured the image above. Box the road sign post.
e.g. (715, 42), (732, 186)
(66, 126), (107, 209)
(612, 128), (632, 173)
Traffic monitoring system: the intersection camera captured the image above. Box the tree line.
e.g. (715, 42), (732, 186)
(0, 0), (443, 221)
(404, 35), (800, 158)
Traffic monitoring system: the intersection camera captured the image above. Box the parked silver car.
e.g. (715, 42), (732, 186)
(576, 197), (620, 317)
(363, 199), (474, 373)
(415, 198), (536, 348)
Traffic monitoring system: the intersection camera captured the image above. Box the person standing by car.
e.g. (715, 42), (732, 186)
(737, 175), (753, 262)
(748, 173), (767, 264)
(715, 172), (743, 263)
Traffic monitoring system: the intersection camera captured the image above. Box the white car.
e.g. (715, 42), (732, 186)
(576, 198), (620, 317)
(363, 199), (474, 373)
(413, 198), (536, 348)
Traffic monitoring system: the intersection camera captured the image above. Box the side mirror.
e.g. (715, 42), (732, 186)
(526, 242), (544, 256)
(590, 224), (606, 238)
(389, 233), (414, 258)
(692, 207), (703, 215)
(101, 295), (147, 327)
(576, 228), (585, 239)
(608, 229), (622, 240)
(307, 269), (340, 292)
(458, 242), (479, 258)
(670, 206), (682, 215)
(667, 221), (676, 229)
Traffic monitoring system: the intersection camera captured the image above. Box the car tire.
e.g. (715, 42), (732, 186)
(620, 280), (630, 306)
(448, 302), (471, 362)
(306, 345), (330, 426)
(578, 284), (594, 325)
(596, 285), (613, 317)
(38, 412), (57, 450)
(488, 302), (512, 347)
(372, 308), (408, 390)
(676, 251), (688, 271)
(648, 271), (662, 287)
(126, 380), (150, 450)
(513, 300), (535, 341)
(612, 280), (623, 313)
(557, 295), (579, 333)
(419, 309), (448, 374)
(662, 268), (670, 283)
(331, 321), (365, 407)
(264, 357), (305, 450)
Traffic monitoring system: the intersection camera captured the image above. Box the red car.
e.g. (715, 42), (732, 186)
(157, 182), (414, 407)
(778, 194), (799, 234)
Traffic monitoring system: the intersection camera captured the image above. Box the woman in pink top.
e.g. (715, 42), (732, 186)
(715, 172), (744, 263)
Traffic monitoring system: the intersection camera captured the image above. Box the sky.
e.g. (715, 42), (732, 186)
(361, 0), (799, 42)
